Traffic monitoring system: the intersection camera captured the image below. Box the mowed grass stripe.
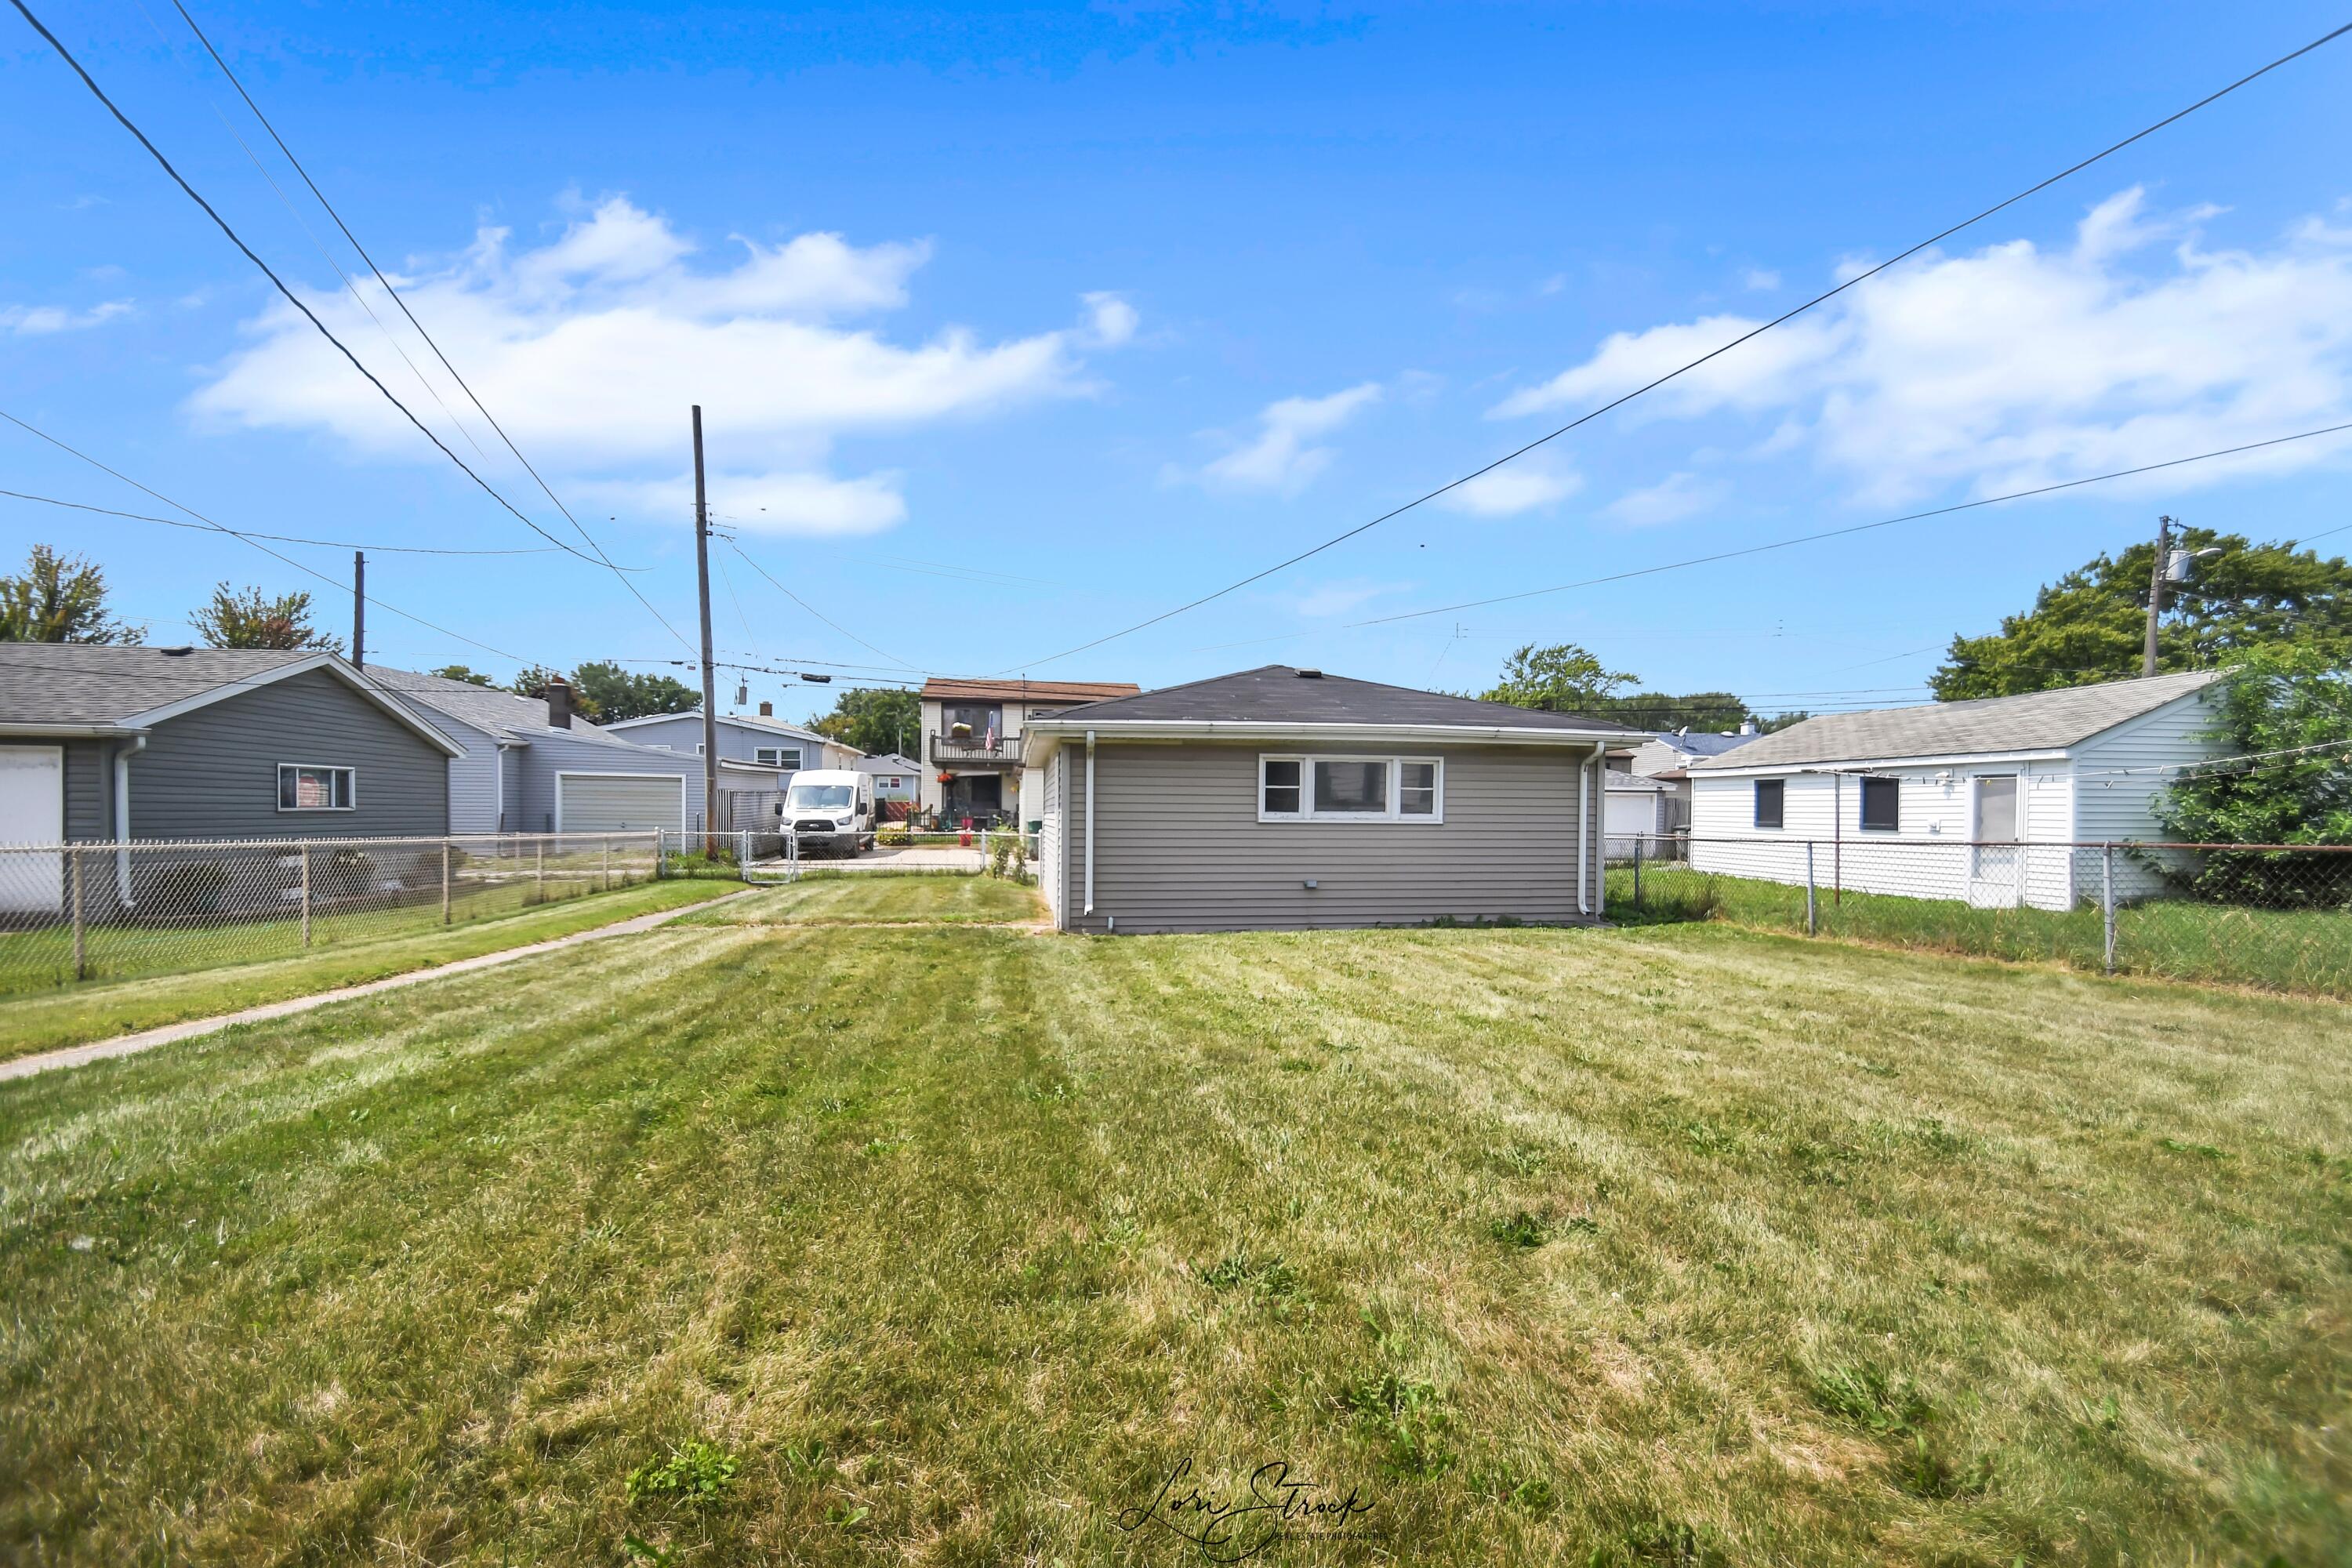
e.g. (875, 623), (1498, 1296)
(2, 909), (2347, 1564)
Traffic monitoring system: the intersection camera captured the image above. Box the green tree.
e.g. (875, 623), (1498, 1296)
(572, 661), (699, 723)
(191, 583), (341, 652)
(1606, 689), (1751, 733)
(1932, 528), (2352, 700)
(808, 686), (920, 757)
(1481, 642), (1639, 716)
(2153, 647), (2352, 905)
(0, 545), (143, 644)
(430, 664), (494, 687)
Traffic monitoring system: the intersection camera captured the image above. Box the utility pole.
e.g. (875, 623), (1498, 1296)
(692, 406), (721, 854)
(350, 550), (365, 669)
(2142, 514), (2172, 678)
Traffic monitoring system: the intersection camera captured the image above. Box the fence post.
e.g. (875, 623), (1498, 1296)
(982, 827), (990, 876)
(441, 842), (452, 924)
(535, 840), (544, 900)
(655, 826), (666, 880)
(1633, 836), (1643, 913)
(602, 836), (612, 891)
(2102, 842), (2117, 975)
(70, 846), (87, 982)
(300, 843), (312, 948)
(1806, 841), (1817, 936)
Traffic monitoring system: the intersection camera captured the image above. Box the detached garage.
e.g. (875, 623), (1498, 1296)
(555, 771), (688, 834)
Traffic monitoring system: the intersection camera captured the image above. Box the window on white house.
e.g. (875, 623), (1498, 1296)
(1754, 779), (1784, 829)
(754, 746), (804, 769)
(1260, 756), (1443, 822)
(1975, 775), (2018, 841)
(1860, 775), (1900, 832)
(278, 764), (354, 811)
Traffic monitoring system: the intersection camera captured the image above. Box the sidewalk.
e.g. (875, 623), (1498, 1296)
(0, 887), (760, 1083)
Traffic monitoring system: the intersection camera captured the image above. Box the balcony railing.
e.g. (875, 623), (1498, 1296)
(931, 731), (1018, 764)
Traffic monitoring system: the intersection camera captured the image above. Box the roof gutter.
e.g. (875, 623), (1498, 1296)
(1694, 747), (2072, 779)
(1022, 718), (1634, 768)
(0, 722), (149, 739)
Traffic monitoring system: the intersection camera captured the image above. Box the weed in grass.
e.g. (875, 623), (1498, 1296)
(1338, 1371), (1454, 1479)
(624, 1439), (740, 1504)
(826, 1502), (870, 1528)
(1198, 1251), (1310, 1314)
(620, 1534), (677, 1564)
(1489, 1210), (1551, 1250)
(782, 1439), (835, 1479)
(1896, 1435), (1994, 1500)
(1473, 1466), (1555, 1514)
(1602, 1517), (1724, 1567)
(2159, 1136), (2233, 1160)
(1018, 1078), (1075, 1103)
(1495, 1141), (1549, 1176)
(860, 1133), (913, 1156)
(1807, 1362), (1933, 1436)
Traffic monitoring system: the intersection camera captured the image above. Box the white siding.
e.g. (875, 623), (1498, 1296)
(1039, 748), (1064, 926)
(2069, 684), (2223, 898)
(556, 773), (687, 833)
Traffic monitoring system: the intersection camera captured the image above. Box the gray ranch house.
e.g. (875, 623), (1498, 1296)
(1022, 665), (1639, 933)
(601, 705), (862, 826)
(0, 644), (459, 916)
(371, 669), (706, 835)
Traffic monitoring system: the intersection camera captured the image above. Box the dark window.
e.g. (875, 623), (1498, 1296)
(1859, 775), (1900, 832)
(1399, 762), (1438, 815)
(1261, 758), (1301, 815)
(1753, 779), (1784, 829)
(1312, 760), (1388, 814)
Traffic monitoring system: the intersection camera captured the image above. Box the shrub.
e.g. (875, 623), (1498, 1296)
(877, 822), (910, 847)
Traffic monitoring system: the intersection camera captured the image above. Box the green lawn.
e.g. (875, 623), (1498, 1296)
(682, 869), (1042, 925)
(1609, 862), (2352, 997)
(2, 885), (2347, 1564)
(0, 877), (745, 1063)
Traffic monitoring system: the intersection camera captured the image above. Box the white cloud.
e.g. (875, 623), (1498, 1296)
(1741, 267), (1780, 292)
(1439, 455), (1584, 517)
(1201, 382), (1382, 494)
(1494, 189), (2352, 504)
(1293, 578), (1408, 617)
(1082, 291), (1138, 347)
(4, 299), (132, 335)
(579, 469), (907, 537)
(1603, 472), (1725, 528)
(190, 195), (1131, 535)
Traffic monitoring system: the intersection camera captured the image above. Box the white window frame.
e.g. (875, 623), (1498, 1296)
(277, 762), (355, 812)
(1258, 753), (1445, 824)
(753, 746), (804, 769)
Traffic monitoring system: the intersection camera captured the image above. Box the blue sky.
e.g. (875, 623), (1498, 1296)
(4, 1), (2348, 721)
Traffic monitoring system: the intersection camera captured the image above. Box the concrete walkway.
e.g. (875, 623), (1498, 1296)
(0, 887), (761, 1084)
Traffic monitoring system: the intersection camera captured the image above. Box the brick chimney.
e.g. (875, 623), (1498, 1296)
(759, 700), (773, 717)
(543, 675), (575, 729)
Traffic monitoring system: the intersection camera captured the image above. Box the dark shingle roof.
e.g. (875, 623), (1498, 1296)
(1691, 670), (2227, 770)
(368, 666), (610, 740)
(1045, 665), (1640, 733)
(0, 644), (319, 727)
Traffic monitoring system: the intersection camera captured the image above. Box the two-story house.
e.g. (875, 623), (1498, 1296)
(918, 677), (1138, 826)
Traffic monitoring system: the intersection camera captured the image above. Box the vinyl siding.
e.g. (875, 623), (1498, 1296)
(1039, 747), (1064, 924)
(2070, 684), (2223, 898)
(1057, 741), (1603, 934)
(128, 668), (448, 840)
(516, 731), (700, 835)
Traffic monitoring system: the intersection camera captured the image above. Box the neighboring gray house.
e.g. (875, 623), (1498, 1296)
(600, 705), (861, 800)
(0, 645), (459, 916)
(370, 669), (706, 835)
(1021, 665), (1639, 934)
(856, 752), (922, 806)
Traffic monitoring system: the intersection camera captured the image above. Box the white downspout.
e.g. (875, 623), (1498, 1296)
(1083, 729), (1097, 918)
(113, 734), (146, 906)
(1577, 745), (1596, 916)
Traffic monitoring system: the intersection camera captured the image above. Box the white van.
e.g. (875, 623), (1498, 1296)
(776, 768), (874, 857)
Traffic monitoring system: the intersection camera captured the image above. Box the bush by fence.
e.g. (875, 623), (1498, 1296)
(0, 832), (661, 993)
(1611, 835), (2352, 996)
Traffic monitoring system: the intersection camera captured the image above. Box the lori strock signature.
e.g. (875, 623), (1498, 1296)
(1112, 1457), (1375, 1562)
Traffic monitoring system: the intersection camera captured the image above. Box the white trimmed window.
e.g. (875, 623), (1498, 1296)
(1259, 755), (1443, 823)
(754, 746), (804, 768)
(278, 763), (354, 811)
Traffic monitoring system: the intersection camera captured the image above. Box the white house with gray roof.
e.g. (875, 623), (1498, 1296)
(1684, 670), (2230, 909)
(1021, 664), (1639, 934)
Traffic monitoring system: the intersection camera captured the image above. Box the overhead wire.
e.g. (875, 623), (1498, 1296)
(718, 534), (920, 673)
(0, 485), (572, 555)
(1003, 20), (2352, 673)
(9, 0), (694, 653)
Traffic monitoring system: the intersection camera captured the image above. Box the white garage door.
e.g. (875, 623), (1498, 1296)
(0, 746), (65, 913)
(556, 773), (686, 834)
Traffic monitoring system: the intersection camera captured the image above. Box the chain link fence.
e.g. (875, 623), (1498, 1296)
(1610, 834), (2352, 996)
(0, 832), (661, 993)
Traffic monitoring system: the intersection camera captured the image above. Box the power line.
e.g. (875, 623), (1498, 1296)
(5, 0), (682, 634)
(0, 408), (529, 664)
(160, 0), (689, 653)
(1004, 20), (2352, 673)
(0, 486), (574, 556)
(719, 535), (920, 672)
